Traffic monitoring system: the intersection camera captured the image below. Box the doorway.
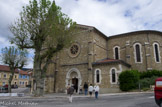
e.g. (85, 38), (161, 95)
(72, 77), (78, 93)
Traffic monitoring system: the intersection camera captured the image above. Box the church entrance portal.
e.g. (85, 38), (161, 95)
(66, 68), (82, 94)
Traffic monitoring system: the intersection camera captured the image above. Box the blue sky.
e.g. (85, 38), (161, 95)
(0, 0), (162, 68)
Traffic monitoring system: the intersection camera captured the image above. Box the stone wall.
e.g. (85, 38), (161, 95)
(107, 31), (162, 71)
(93, 63), (129, 93)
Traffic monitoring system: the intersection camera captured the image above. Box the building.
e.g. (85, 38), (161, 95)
(0, 65), (19, 86)
(0, 65), (31, 87)
(19, 70), (30, 87)
(34, 24), (162, 94)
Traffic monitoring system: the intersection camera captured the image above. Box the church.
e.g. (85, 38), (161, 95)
(43, 24), (162, 93)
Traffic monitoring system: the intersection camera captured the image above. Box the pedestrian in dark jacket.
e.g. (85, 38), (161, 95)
(83, 82), (88, 95)
(68, 85), (74, 103)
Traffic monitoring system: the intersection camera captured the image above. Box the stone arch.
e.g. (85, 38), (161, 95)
(65, 68), (82, 93)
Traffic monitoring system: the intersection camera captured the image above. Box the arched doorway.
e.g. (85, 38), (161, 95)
(66, 68), (82, 93)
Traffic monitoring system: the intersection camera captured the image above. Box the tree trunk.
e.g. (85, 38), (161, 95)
(33, 49), (45, 97)
(8, 81), (12, 93)
(8, 72), (14, 93)
(33, 70), (45, 97)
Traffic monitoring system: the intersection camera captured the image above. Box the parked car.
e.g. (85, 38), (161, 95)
(11, 84), (18, 89)
(0, 86), (8, 93)
(154, 77), (162, 107)
(26, 84), (31, 88)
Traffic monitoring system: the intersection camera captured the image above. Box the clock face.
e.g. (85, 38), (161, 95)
(69, 43), (80, 57)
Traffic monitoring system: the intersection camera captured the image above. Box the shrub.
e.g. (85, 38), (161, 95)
(119, 70), (140, 91)
(140, 70), (162, 79)
(139, 76), (158, 89)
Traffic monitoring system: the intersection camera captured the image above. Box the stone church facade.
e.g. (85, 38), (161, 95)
(43, 24), (162, 94)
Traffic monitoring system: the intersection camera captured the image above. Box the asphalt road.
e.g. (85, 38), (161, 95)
(0, 92), (159, 107)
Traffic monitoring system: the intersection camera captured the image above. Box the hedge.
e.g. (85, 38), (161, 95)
(119, 70), (139, 91)
(119, 70), (162, 91)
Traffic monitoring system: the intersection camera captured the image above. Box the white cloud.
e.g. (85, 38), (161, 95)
(56, 0), (162, 35)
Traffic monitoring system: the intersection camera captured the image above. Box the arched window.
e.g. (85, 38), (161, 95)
(96, 70), (100, 83)
(112, 69), (116, 83)
(94, 69), (101, 84)
(110, 68), (117, 84)
(153, 43), (161, 63)
(134, 43), (142, 63)
(113, 46), (120, 60)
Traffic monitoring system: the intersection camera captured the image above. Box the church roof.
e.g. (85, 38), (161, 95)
(108, 30), (162, 39)
(76, 24), (108, 39)
(92, 58), (131, 67)
(76, 24), (162, 39)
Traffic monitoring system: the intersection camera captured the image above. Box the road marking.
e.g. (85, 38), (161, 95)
(148, 96), (154, 99)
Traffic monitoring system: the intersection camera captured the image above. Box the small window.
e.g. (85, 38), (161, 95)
(15, 75), (17, 79)
(110, 68), (117, 84)
(136, 45), (141, 62)
(112, 69), (116, 83)
(96, 70), (100, 83)
(113, 46), (120, 60)
(3, 82), (5, 86)
(153, 43), (161, 63)
(134, 43), (142, 63)
(4, 74), (7, 78)
(94, 69), (101, 84)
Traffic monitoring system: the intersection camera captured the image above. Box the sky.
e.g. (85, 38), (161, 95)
(0, 0), (162, 68)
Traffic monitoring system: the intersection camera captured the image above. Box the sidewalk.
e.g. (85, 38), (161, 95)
(43, 91), (154, 98)
(0, 91), (154, 99)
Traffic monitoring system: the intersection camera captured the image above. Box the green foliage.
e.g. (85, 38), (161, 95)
(119, 70), (140, 91)
(142, 88), (150, 91)
(9, 0), (76, 73)
(10, 0), (76, 51)
(9, 0), (76, 96)
(139, 70), (162, 79)
(139, 76), (158, 89)
(119, 70), (162, 92)
(1, 46), (28, 68)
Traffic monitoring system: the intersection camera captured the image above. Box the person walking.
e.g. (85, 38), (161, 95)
(66, 84), (70, 94)
(94, 84), (99, 99)
(83, 82), (88, 95)
(67, 84), (74, 103)
(88, 84), (93, 97)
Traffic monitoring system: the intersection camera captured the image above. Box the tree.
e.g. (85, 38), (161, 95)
(1, 46), (28, 93)
(9, 0), (76, 96)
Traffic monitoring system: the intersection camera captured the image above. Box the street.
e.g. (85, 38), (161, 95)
(12, 88), (30, 94)
(0, 92), (158, 107)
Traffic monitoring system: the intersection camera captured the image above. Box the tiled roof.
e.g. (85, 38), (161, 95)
(19, 70), (29, 75)
(109, 30), (162, 39)
(0, 65), (19, 73)
(92, 58), (131, 67)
